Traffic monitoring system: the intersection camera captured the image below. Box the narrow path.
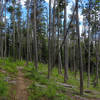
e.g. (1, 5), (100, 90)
(15, 67), (28, 100)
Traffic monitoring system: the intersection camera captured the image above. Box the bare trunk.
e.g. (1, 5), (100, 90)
(87, 0), (91, 88)
(26, 3), (29, 65)
(76, 0), (83, 95)
(34, 0), (38, 70)
(57, 6), (62, 74)
(4, 1), (7, 57)
(73, 40), (76, 73)
(13, 1), (16, 60)
(96, 41), (99, 86)
(52, 0), (56, 68)
(0, 0), (3, 58)
(48, 0), (52, 79)
(64, 0), (68, 82)
(87, 21), (91, 88)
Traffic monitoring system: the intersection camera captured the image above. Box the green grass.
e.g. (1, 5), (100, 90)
(0, 58), (17, 75)
(23, 63), (69, 100)
(0, 58), (26, 99)
(23, 62), (100, 99)
(0, 58), (100, 99)
(0, 72), (8, 98)
(0, 58), (26, 76)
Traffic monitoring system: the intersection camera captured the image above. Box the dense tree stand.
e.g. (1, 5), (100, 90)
(0, 0), (100, 99)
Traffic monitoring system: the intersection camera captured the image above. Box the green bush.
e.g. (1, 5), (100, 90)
(0, 80), (8, 97)
(0, 58), (17, 75)
(0, 73), (8, 97)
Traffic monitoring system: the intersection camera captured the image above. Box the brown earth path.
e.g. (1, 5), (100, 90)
(15, 67), (28, 100)
(0, 67), (100, 100)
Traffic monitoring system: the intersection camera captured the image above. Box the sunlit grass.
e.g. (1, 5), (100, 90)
(0, 58), (100, 99)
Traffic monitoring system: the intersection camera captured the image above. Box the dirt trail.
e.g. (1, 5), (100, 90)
(15, 67), (28, 100)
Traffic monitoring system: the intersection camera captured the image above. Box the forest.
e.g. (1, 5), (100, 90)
(0, 0), (100, 100)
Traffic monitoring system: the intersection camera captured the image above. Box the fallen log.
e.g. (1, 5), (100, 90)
(56, 82), (75, 88)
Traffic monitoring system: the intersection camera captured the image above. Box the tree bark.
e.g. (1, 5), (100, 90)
(64, 0), (68, 82)
(73, 40), (76, 73)
(4, 0), (7, 57)
(48, 0), (52, 79)
(12, 1), (16, 60)
(34, 0), (38, 70)
(76, 0), (83, 95)
(87, 0), (91, 88)
(57, 4), (62, 74)
(26, 1), (30, 65)
(51, 0), (56, 68)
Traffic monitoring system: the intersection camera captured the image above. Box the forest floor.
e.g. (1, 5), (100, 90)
(15, 67), (28, 100)
(12, 66), (100, 100)
(0, 58), (100, 100)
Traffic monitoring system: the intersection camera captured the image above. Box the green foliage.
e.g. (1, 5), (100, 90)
(0, 73), (8, 97)
(4, 60), (17, 74)
(23, 62), (68, 100)
(45, 84), (57, 98)
(16, 60), (25, 66)
(0, 22), (5, 27)
(0, 58), (100, 99)
(7, 6), (14, 13)
(0, 58), (26, 75)
(28, 81), (67, 100)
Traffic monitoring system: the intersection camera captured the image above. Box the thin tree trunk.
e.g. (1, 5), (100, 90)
(34, 0), (38, 70)
(26, 1), (30, 65)
(96, 40), (99, 86)
(64, 0), (68, 82)
(87, 0), (91, 88)
(0, 32), (3, 58)
(52, 0), (56, 68)
(76, 0), (83, 95)
(4, 1), (7, 57)
(13, 2), (15, 58)
(73, 40), (76, 73)
(95, 3), (99, 86)
(57, 5), (62, 74)
(0, 0), (3, 58)
(48, 0), (52, 79)
(87, 20), (91, 88)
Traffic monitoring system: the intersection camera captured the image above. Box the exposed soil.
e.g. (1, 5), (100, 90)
(15, 67), (28, 100)
(1, 67), (100, 100)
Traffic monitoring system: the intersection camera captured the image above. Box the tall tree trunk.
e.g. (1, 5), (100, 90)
(12, 1), (16, 60)
(4, 0), (7, 57)
(34, 0), (38, 70)
(52, 0), (56, 68)
(87, 0), (91, 88)
(48, 0), (52, 79)
(87, 19), (91, 88)
(76, 0), (83, 95)
(57, 5), (62, 74)
(17, 22), (21, 60)
(26, 0), (30, 65)
(0, 0), (3, 58)
(73, 40), (76, 73)
(19, 27), (22, 60)
(64, 0), (68, 82)
(95, 40), (99, 86)
(95, 3), (99, 87)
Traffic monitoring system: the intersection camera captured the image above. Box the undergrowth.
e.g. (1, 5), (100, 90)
(23, 62), (100, 99)
(0, 72), (8, 98)
(23, 63), (71, 100)
(0, 58), (100, 99)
